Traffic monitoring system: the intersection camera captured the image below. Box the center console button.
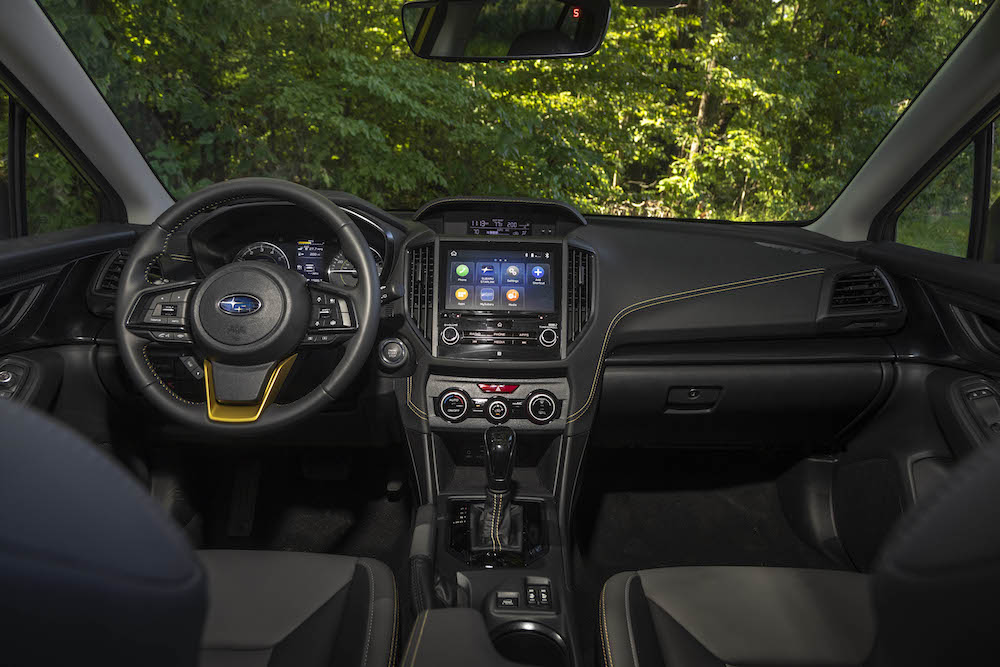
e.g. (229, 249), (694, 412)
(440, 325), (461, 346)
(439, 389), (470, 422)
(538, 327), (558, 348)
(486, 398), (510, 424)
(527, 390), (558, 424)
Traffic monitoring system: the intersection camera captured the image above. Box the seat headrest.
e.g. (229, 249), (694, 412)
(0, 400), (205, 667)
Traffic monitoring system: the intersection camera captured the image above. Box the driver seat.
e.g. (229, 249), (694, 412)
(0, 400), (398, 667)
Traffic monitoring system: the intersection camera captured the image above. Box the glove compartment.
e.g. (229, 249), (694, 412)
(593, 362), (888, 449)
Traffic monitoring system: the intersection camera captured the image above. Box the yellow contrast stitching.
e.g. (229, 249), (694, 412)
(389, 576), (399, 667)
(144, 195), (254, 283)
(404, 611), (428, 667)
(601, 582), (613, 667)
(406, 376), (428, 420)
(568, 268), (826, 423)
(493, 491), (501, 553)
(142, 344), (202, 405)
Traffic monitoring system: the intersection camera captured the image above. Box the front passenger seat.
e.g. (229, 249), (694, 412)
(0, 400), (397, 667)
(599, 442), (1000, 667)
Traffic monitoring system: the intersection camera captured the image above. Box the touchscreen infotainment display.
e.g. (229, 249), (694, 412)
(444, 248), (555, 313)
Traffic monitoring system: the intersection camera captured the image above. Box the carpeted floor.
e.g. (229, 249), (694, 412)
(197, 448), (413, 578)
(572, 447), (845, 666)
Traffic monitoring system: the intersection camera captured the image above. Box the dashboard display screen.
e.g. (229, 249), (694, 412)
(444, 247), (555, 312)
(468, 217), (531, 237)
(295, 239), (325, 281)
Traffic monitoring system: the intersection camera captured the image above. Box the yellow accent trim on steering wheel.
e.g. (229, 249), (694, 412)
(204, 355), (297, 423)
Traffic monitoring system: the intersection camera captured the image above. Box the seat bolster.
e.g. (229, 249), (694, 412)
(354, 557), (399, 667)
(600, 572), (720, 667)
(199, 551), (398, 667)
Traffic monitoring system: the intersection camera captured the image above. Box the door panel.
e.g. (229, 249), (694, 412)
(0, 223), (137, 409)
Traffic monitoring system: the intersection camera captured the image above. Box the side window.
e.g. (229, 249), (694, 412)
(24, 116), (98, 235)
(895, 142), (974, 258)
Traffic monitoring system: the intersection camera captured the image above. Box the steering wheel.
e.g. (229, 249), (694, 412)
(115, 178), (380, 434)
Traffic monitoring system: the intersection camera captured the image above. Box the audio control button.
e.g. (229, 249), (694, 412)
(441, 325), (461, 346)
(527, 390), (558, 424)
(538, 328), (558, 348)
(486, 398), (510, 424)
(439, 389), (470, 422)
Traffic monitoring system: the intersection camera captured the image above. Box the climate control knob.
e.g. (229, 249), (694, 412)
(441, 325), (461, 346)
(439, 389), (470, 422)
(486, 398), (510, 424)
(538, 327), (558, 348)
(526, 390), (558, 424)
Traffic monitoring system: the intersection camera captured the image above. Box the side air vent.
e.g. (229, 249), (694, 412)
(829, 269), (894, 311)
(567, 247), (595, 343)
(407, 245), (435, 341)
(94, 249), (129, 295)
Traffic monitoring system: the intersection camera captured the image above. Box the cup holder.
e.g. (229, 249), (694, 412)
(491, 622), (569, 667)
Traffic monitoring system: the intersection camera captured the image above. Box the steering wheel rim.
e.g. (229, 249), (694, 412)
(114, 177), (380, 435)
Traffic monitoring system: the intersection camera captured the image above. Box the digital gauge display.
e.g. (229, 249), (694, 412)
(295, 239), (325, 281)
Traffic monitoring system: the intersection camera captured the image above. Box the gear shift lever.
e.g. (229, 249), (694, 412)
(484, 426), (516, 494)
(471, 426), (524, 554)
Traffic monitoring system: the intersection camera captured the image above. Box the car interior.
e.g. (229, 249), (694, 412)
(2, 0), (1000, 666)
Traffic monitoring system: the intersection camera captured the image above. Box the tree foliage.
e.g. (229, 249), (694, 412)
(40, 0), (987, 221)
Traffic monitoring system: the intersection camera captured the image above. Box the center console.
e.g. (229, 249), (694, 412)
(399, 200), (589, 666)
(437, 241), (562, 360)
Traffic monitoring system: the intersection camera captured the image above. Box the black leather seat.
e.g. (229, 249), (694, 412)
(599, 441), (1000, 667)
(0, 400), (397, 667)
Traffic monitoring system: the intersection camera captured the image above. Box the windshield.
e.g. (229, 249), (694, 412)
(40, 0), (986, 221)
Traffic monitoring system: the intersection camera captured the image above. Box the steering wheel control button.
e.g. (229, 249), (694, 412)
(441, 325), (461, 346)
(538, 327), (558, 348)
(486, 398), (510, 424)
(378, 338), (409, 370)
(527, 390), (558, 424)
(439, 389), (470, 422)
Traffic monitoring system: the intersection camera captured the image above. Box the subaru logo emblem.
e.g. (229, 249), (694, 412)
(218, 294), (261, 316)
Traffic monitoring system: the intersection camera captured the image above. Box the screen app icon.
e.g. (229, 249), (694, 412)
(531, 265), (546, 280)
(479, 287), (495, 302)
(455, 264), (469, 277)
(506, 288), (520, 303)
(455, 287), (469, 301)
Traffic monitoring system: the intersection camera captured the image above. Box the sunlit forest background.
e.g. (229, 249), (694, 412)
(41, 0), (987, 221)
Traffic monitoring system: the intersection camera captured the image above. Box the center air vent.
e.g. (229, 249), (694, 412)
(567, 247), (595, 343)
(94, 249), (129, 295)
(407, 245), (435, 341)
(829, 269), (894, 311)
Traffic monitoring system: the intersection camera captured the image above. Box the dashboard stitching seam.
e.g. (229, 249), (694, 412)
(568, 268), (826, 422)
(142, 344), (202, 405)
(406, 376), (428, 419)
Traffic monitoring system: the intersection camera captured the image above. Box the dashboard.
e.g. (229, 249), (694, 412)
(141, 191), (905, 439)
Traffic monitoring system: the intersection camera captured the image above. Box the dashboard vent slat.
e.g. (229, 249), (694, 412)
(567, 247), (595, 343)
(829, 269), (894, 311)
(94, 249), (129, 295)
(407, 245), (435, 342)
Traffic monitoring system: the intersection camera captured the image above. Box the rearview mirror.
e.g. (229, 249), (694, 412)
(401, 0), (610, 61)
